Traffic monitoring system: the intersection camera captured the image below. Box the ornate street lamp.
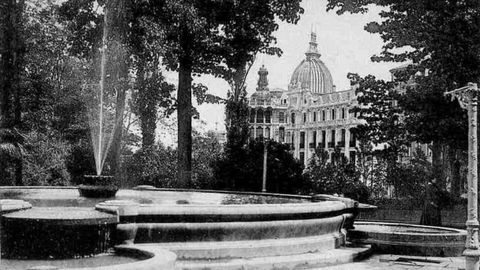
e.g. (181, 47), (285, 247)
(445, 82), (480, 270)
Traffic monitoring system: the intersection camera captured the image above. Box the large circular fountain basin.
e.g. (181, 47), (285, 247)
(0, 187), (361, 269)
(0, 186), (309, 207)
(348, 221), (467, 257)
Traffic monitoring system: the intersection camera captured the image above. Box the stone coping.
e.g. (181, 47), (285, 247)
(354, 221), (466, 236)
(95, 199), (351, 222)
(0, 186), (312, 200)
(3, 207), (118, 225)
(0, 199), (32, 213)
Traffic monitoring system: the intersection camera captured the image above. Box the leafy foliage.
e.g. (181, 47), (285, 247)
(303, 147), (370, 202)
(124, 130), (222, 188)
(22, 131), (71, 186)
(214, 139), (305, 194)
(349, 73), (410, 159)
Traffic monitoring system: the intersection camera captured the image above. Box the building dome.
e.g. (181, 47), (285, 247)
(289, 32), (334, 94)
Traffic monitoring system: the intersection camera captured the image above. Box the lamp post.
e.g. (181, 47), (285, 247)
(445, 82), (480, 270)
(262, 139), (268, 193)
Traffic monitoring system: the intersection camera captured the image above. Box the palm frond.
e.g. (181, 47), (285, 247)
(0, 143), (22, 160)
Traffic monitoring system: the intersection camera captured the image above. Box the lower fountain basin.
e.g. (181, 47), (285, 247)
(1, 207), (118, 259)
(348, 221), (467, 257)
(2, 245), (176, 270)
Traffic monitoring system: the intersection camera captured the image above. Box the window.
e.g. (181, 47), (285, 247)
(349, 129), (356, 147)
(321, 131), (326, 148)
(303, 113), (307, 123)
(300, 132), (305, 149)
(331, 108), (336, 120)
(322, 110), (326, 121)
(256, 127), (263, 138)
(313, 111), (317, 122)
(341, 108), (346, 119)
(311, 131), (317, 148)
(339, 129), (346, 147)
(330, 130), (335, 148)
(279, 127), (285, 143)
(265, 110), (271, 123)
(257, 109), (264, 123)
(265, 127), (270, 138)
(250, 127), (255, 139)
(249, 109), (256, 123)
(291, 113), (296, 124)
(279, 112), (285, 123)
(300, 152), (305, 164)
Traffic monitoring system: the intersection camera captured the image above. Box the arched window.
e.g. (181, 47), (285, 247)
(250, 127), (255, 139)
(278, 112), (285, 123)
(265, 127), (270, 138)
(265, 109), (271, 123)
(291, 112), (296, 124)
(249, 109), (256, 123)
(279, 127), (285, 143)
(257, 109), (264, 123)
(256, 126), (263, 138)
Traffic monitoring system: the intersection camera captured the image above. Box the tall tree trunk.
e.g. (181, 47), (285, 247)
(431, 140), (443, 187)
(232, 64), (246, 102)
(0, 0), (24, 185)
(137, 60), (159, 149)
(224, 64), (250, 189)
(177, 24), (193, 187)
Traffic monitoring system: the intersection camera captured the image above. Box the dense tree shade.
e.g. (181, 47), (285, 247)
(326, 0), (479, 184)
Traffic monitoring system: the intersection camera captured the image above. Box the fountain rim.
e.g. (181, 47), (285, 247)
(0, 185), (312, 200)
(353, 221), (467, 236)
(0, 186), (355, 213)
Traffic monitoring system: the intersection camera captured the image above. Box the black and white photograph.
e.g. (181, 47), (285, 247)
(0, 0), (478, 269)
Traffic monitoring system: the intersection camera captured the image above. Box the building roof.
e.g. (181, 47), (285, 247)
(289, 32), (334, 94)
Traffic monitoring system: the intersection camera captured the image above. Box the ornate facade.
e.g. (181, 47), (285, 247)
(248, 33), (362, 165)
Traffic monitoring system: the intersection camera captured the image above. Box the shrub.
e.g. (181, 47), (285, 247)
(213, 139), (305, 194)
(303, 147), (370, 202)
(23, 131), (71, 186)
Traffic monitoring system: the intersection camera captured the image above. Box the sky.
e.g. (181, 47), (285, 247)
(160, 0), (402, 139)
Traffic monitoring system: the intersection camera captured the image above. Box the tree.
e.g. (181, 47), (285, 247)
(326, 0), (480, 186)
(125, 130), (222, 189)
(349, 73), (410, 184)
(128, 4), (176, 149)
(0, 0), (25, 185)
(59, 0), (132, 176)
(303, 147), (369, 202)
(219, 1), (303, 163)
(214, 139), (304, 193)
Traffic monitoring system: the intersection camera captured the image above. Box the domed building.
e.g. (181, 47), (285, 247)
(248, 32), (361, 165)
